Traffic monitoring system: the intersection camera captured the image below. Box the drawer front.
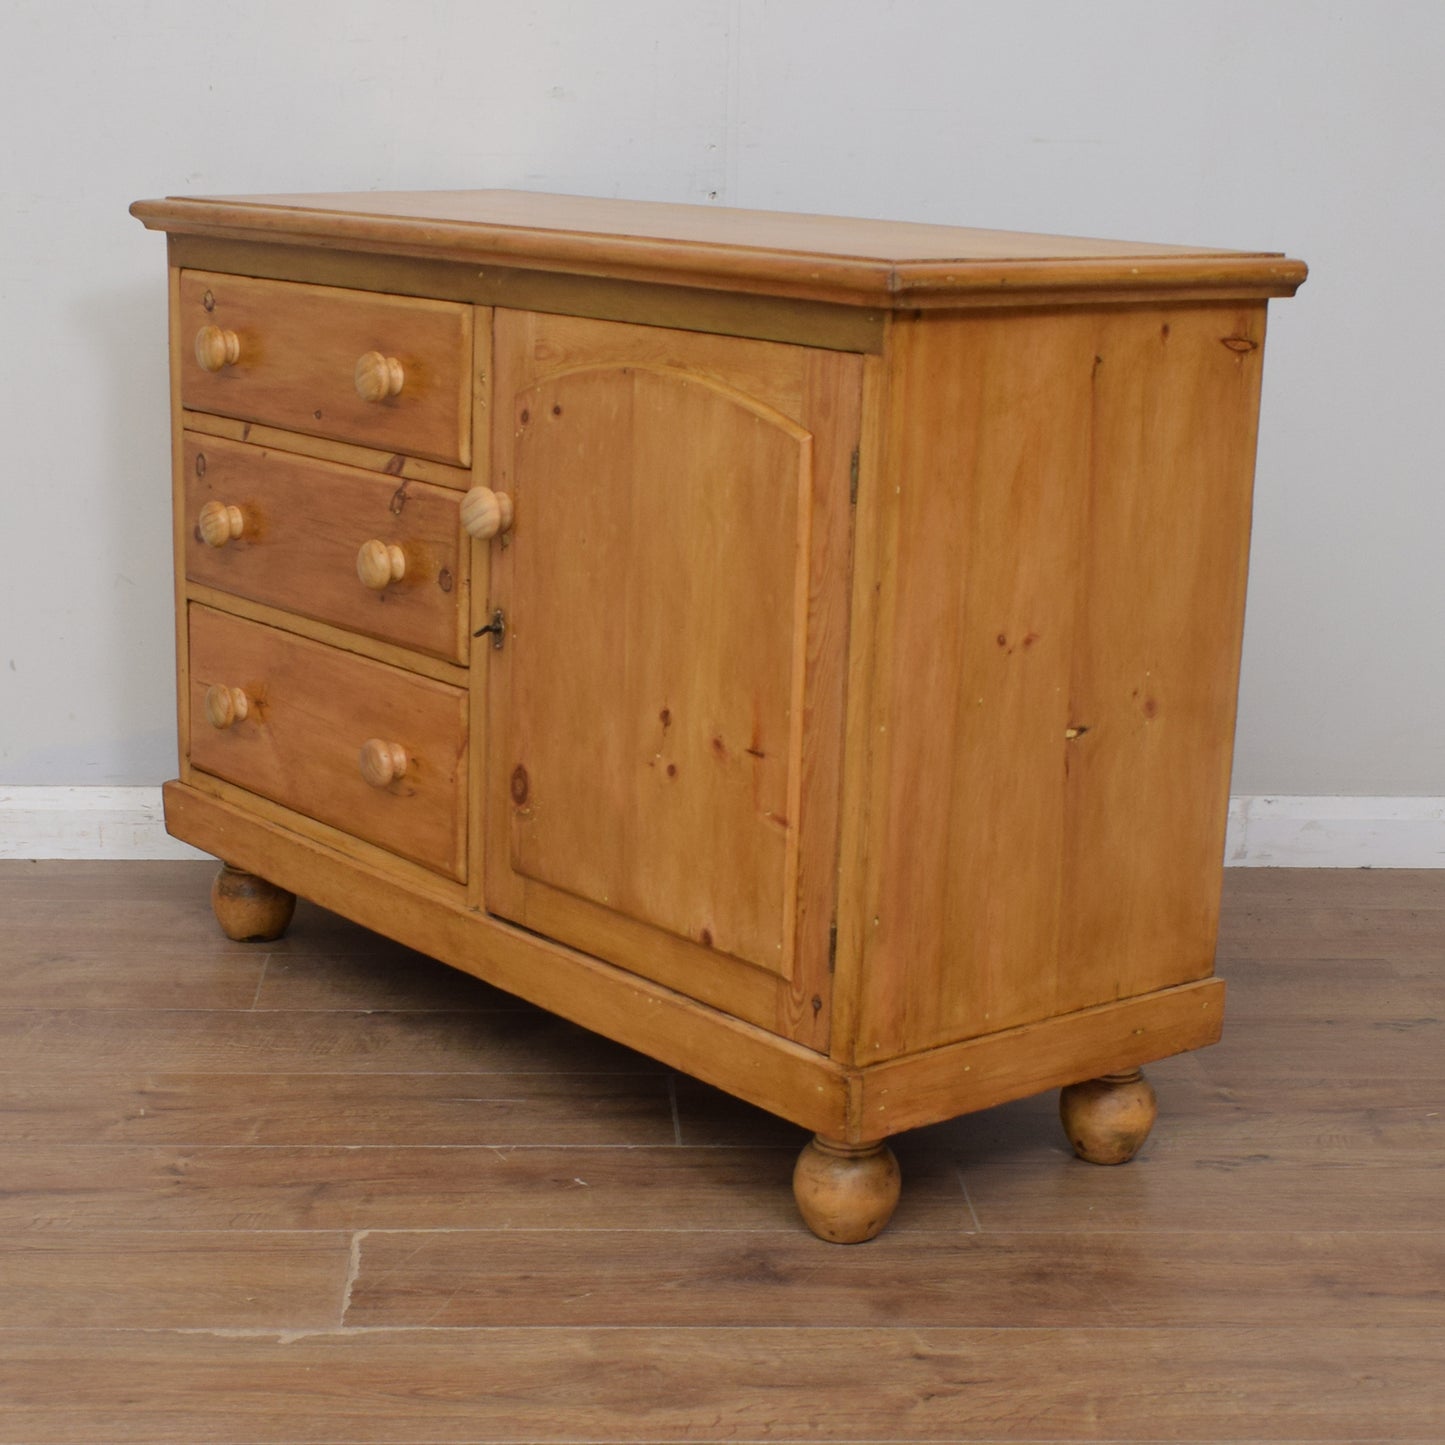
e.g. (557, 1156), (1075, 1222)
(188, 606), (467, 880)
(179, 271), (472, 465)
(183, 433), (468, 662)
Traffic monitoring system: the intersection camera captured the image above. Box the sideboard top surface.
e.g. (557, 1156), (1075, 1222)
(131, 190), (1306, 308)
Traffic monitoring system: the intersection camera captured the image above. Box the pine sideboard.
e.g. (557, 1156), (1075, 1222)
(130, 191), (1305, 1241)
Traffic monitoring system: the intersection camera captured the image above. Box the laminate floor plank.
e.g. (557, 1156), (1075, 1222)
(0, 879), (413, 955)
(0, 888), (237, 941)
(0, 950), (267, 1008)
(0, 1005), (654, 1074)
(0, 859), (216, 897)
(1215, 905), (1445, 959)
(345, 1226), (1445, 1328)
(0, 862), (1440, 1443)
(0, 947), (527, 1014)
(1219, 955), (1445, 1016)
(0, 1141), (974, 1233)
(0, 1230), (352, 1328)
(0, 1070), (678, 1146)
(1220, 866), (1445, 909)
(672, 1074), (806, 1145)
(958, 1152), (1443, 1232)
(252, 950), (531, 1011)
(27, 1004), (1430, 1087)
(0, 1326), (1438, 1443)
(917, 1074), (1444, 1163)
(1194, 1015), (1444, 1077)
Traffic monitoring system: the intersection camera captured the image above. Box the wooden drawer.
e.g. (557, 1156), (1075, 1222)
(179, 271), (472, 465)
(183, 433), (468, 662)
(187, 606), (468, 880)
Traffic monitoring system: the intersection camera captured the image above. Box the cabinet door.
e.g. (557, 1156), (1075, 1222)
(485, 311), (861, 1048)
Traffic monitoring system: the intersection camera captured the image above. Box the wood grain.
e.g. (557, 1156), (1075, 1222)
(1198, 1016), (1445, 1077)
(0, 1142), (968, 1234)
(485, 310), (860, 1046)
(183, 433), (469, 661)
(0, 1005), (647, 1077)
(134, 190), (1308, 308)
(183, 407), (472, 488)
(167, 235), (889, 352)
(0, 861), (1439, 1443)
(958, 1152), (1445, 1234)
(184, 582), (468, 687)
(851, 304), (1265, 1061)
(1221, 868), (1445, 909)
(345, 1227), (1445, 1328)
(0, 1231), (351, 1328)
(249, 948), (527, 1011)
(1218, 904), (1445, 959)
(162, 782), (854, 1135)
(0, 1071), (675, 1147)
(187, 606), (468, 879)
(0, 1327), (1434, 1442)
(148, 213), (1301, 1252)
(495, 342), (809, 976)
(178, 270), (472, 464)
(922, 1068), (1445, 1164)
(851, 977), (1223, 1139)
(0, 948), (264, 1008)
(1219, 955), (1445, 1017)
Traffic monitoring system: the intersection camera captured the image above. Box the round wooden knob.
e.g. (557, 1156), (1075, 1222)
(356, 539), (406, 591)
(460, 487), (515, 541)
(197, 500), (244, 547)
(359, 738), (408, 787)
(204, 684), (249, 729)
(355, 351), (404, 402)
(195, 326), (240, 372)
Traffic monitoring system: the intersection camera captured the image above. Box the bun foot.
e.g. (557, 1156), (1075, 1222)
(1060, 1068), (1158, 1164)
(210, 864), (296, 942)
(793, 1135), (901, 1243)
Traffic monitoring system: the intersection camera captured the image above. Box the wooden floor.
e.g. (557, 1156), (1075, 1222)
(0, 861), (1440, 1443)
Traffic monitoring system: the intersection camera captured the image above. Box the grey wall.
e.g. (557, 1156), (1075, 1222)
(2, 0), (1438, 795)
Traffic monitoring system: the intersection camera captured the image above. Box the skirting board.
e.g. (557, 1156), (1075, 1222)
(1225, 795), (1445, 868)
(0, 787), (209, 861)
(2, 787), (1445, 867)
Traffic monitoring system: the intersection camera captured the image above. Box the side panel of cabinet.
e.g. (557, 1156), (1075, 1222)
(844, 303), (1268, 1062)
(484, 311), (861, 1048)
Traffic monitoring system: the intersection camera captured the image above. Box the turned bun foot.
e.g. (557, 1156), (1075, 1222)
(210, 864), (296, 942)
(792, 1135), (901, 1243)
(1060, 1068), (1158, 1165)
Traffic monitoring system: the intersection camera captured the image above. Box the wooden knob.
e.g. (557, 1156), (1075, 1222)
(204, 684), (249, 729)
(197, 500), (244, 547)
(460, 487), (514, 541)
(355, 351), (404, 402)
(359, 738), (408, 787)
(356, 539), (406, 590)
(195, 326), (240, 372)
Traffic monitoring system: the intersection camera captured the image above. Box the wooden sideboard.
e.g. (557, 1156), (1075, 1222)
(131, 191), (1305, 1241)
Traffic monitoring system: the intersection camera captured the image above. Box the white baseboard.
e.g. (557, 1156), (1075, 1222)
(0, 787), (208, 861)
(3, 787), (1444, 868)
(1225, 795), (1445, 867)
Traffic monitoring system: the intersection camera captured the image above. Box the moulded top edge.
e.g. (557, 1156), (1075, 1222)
(129, 190), (1308, 306)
